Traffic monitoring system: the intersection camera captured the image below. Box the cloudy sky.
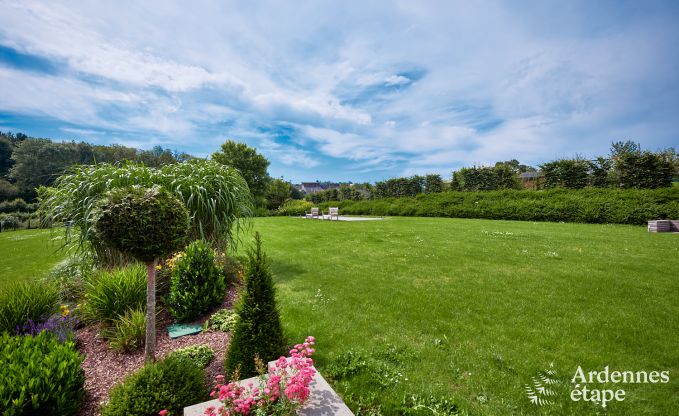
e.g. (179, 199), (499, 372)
(0, 1), (677, 182)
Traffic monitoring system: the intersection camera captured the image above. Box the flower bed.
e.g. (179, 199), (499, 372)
(184, 337), (353, 416)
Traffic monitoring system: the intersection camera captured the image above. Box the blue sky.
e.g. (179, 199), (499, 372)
(0, 1), (677, 183)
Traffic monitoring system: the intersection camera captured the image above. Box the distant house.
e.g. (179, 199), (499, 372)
(519, 171), (543, 190)
(299, 182), (340, 194)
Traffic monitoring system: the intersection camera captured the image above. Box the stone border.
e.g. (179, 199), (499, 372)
(184, 364), (353, 416)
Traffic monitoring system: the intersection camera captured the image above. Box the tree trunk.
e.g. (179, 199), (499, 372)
(144, 259), (157, 363)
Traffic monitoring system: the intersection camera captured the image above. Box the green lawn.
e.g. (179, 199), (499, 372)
(0, 229), (64, 288)
(0, 218), (677, 414)
(246, 217), (679, 415)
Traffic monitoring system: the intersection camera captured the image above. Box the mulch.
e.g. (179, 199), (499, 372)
(75, 286), (239, 416)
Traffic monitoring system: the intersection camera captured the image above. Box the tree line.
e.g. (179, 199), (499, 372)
(0, 131), (191, 202)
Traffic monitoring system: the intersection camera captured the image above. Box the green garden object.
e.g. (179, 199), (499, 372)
(167, 323), (202, 339)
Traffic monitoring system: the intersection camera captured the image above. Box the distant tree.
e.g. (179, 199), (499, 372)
(451, 165), (520, 191)
(610, 140), (640, 158)
(613, 151), (673, 188)
(495, 159), (536, 174)
(212, 140), (270, 204)
(540, 159), (590, 189)
(424, 174), (443, 193)
(9, 139), (91, 192)
(289, 185), (304, 200)
(265, 178), (293, 210)
(589, 157), (612, 188)
(0, 180), (19, 201)
(0, 137), (12, 178)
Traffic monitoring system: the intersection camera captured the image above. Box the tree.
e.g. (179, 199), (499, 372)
(265, 178), (293, 210)
(39, 160), (252, 266)
(212, 140), (270, 203)
(225, 233), (284, 378)
(540, 159), (590, 189)
(450, 165), (520, 191)
(0, 137), (12, 178)
(93, 186), (189, 362)
(589, 157), (612, 188)
(424, 174), (444, 193)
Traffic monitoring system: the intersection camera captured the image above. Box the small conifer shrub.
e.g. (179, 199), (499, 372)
(224, 232), (285, 377)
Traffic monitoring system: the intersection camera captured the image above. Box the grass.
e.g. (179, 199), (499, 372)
(0, 229), (64, 288)
(243, 217), (679, 415)
(1, 218), (677, 414)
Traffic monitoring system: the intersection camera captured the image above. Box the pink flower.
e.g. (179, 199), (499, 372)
(159, 410), (168, 416)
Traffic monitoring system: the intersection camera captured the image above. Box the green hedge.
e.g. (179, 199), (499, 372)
(318, 187), (679, 225)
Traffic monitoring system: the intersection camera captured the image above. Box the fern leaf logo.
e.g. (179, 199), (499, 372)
(525, 363), (560, 406)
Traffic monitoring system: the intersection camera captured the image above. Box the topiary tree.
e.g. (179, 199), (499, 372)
(225, 232), (284, 378)
(94, 185), (188, 362)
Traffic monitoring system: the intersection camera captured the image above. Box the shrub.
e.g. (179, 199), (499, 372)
(0, 332), (84, 416)
(167, 344), (214, 368)
(275, 199), (312, 216)
(101, 355), (208, 416)
(0, 214), (20, 231)
(225, 233), (284, 377)
(0, 281), (58, 334)
(107, 308), (146, 352)
(168, 240), (226, 322)
(204, 308), (238, 332)
(81, 264), (146, 326)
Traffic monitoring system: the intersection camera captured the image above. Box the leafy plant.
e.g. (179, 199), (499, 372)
(0, 281), (58, 334)
(107, 308), (146, 352)
(101, 355), (208, 416)
(168, 240), (226, 322)
(38, 159), (252, 264)
(81, 264), (147, 327)
(275, 199), (312, 216)
(399, 394), (460, 415)
(167, 344), (214, 368)
(215, 252), (244, 286)
(0, 332), (85, 416)
(204, 308), (238, 332)
(225, 233), (285, 377)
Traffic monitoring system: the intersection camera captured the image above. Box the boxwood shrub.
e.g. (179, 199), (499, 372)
(168, 240), (225, 322)
(101, 355), (208, 416)
(0, 332), (84, 416)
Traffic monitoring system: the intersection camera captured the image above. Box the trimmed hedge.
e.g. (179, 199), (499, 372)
(101, 355), (208, 416)
(0, 332), (85, 416)
(318, 187), (679, 225)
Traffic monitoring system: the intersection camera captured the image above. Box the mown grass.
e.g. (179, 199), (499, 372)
(245, 217), (679, 415)
(0, 229), (64, 288)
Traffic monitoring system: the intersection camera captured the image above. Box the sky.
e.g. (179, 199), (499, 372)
(0, 1), (677, 183)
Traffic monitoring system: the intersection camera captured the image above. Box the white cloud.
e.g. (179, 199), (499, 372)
(0, 0), (676, 181)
